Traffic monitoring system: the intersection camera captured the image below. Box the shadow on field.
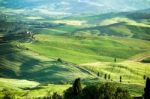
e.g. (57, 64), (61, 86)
(0, 34), (21, 78)
(0, 41), (81, 83)
(20, 62), (71, 83)
(0, 22), (36, 79)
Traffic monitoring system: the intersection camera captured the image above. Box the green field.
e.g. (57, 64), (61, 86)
(0, 9), (150, 98)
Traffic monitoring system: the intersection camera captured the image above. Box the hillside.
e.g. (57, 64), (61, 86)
(0, 7), (150, 98)
(0, 9), (150, 80)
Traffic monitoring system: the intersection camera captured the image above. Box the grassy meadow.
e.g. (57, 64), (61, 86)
(0, 9), (150, 98)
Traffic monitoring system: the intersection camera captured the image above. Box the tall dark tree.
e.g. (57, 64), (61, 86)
(144, 77), (150, 99)
(120, 76), (122, 82)
(97, 72), (100, 77)
(73, 78), (82, 96)
(144, 75), (146, 80)
(108, 74), (111, 80)
(104, 74), (107, 80)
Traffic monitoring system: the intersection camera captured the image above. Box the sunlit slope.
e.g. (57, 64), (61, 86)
(21, 34), (150, 63)
(0, 78), (70, 98)
(82, 61), (150, 83)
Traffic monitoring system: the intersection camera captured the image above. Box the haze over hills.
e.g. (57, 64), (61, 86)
(0, 0), (150, 15)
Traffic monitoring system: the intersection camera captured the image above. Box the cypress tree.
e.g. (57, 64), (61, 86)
(97, 72), (100, 77)
(104, 74), (107, 80)
(108, 74), (111, 80)
(120, 76), (122, 82)
(144, 77), (150, 99)
(144, 75), (146, 80)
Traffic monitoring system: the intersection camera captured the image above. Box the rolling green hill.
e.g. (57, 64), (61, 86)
(0, 9), (150, 98)
(71, 16), (150, 40)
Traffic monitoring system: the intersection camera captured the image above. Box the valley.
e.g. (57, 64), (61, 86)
(0, 2), (150, 98)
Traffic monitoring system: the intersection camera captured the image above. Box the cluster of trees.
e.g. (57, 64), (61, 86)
(97, 73), (111, 80)
(64, 78), (131, 99)
(104, 74), (111, 80)
(63, 77), (150, 99)
(97, 73), (123, 83)
(97, 72), (123, 82)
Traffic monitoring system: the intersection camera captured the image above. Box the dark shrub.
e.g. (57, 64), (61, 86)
(115, 87), (131, 99)
(57, 58), (63, 63)
(114, 58), (117, 62)
(2, 89), (14, 99)
(82, 84), (100, 99)
(52, 92), (62, 99)
(64, 87), (74, 99)
(82, 83), (131, 99)
(141, 57), (150, 63)
(99, 83), (116, 99)
(3, 94), (12, 99)
(64, 80), (131, 99)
